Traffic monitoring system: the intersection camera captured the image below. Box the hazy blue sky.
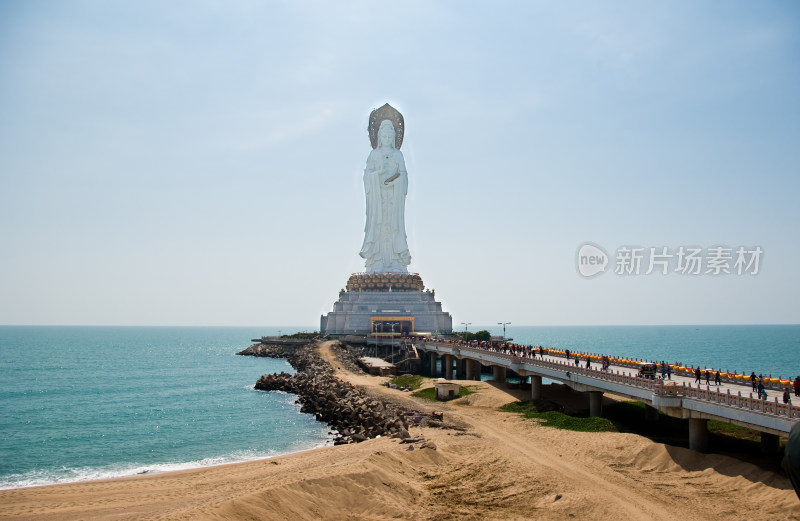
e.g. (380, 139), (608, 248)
(1, 1), (798, 327)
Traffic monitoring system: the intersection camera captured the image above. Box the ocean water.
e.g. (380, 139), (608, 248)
(1, 324), (798, 490)
(0, 326), (326, 490)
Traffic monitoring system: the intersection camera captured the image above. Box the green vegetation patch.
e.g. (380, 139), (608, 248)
(390, 374), (424, 390)
(708, 420), (761, 442)
(499, 399), (561, 414)
(534, 411), (617, 432)
(500, 400), (617, 433)
(453, 330), (491, 342)
(412, 387), (436, 401)
(459, 385), (478, 397)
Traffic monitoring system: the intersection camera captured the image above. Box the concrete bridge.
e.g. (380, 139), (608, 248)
(416, 341), (800, 452)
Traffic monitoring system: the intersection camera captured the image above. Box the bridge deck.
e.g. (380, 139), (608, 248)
(417, 341), (799, 436)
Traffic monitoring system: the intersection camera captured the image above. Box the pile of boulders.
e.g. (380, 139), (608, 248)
(237, 343), (295, 358)
(328, 341), (366, 375)
(252, 342), (410, 444)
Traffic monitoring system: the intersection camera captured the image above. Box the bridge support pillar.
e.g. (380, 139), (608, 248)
(689, 418), (709, 452)
(445, 355), (454, 380)
(456, 358), (466, 379)
(644, 404), (659, 422)
(588, 391), (603, 417)
(492, 365), (506, 384)
(465, 358), (475, 380)
(428, 352), (437, 377)
(472, 361), (482, 381)
(760, 432), (780, 455)
(530, 375), (543, 401)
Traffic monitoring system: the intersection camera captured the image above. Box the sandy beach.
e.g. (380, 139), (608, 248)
(1, 341), (798, 521)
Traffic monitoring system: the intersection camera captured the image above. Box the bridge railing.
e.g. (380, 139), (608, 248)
(420, 341), (800, 421)
(655, 381), (800, 419)
(444, 343), (660, 391)
(422, 340), (794, 390)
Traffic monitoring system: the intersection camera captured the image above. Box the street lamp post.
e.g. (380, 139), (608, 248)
(460, 322), (471, 332)
(497, 322), (511, 341)
(389, 322), (400, 363)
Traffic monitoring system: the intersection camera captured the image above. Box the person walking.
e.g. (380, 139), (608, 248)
(794, 376), (800, 398)
(667, 364), (672, 380)
(695, 367), (701, 383)
(750, 372), (757, 391)
(714, 370), (721, 386)
(565, 349), (570, 360)
(705, 370), (710, 385)
(784, 388), (792, 405)
(758, 381), (767, 400)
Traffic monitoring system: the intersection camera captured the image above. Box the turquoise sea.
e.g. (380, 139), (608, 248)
(0, 326), (327, 490)
(1, 324), (798, 490)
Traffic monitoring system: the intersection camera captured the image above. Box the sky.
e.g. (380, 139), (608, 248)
(0, 1), (798, 327)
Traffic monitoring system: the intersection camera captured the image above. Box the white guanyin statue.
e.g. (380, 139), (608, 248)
(359, 104), (411, 273)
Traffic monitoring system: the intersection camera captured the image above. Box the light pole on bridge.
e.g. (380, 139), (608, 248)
(497, 322), (511, 341)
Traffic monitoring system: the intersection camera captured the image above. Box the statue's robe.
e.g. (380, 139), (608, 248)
(360, 146), (411, 273)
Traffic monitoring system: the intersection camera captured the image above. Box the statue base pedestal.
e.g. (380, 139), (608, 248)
(320, 274), (452, 335)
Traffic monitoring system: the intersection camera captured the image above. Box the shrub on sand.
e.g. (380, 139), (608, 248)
(500, 400), (617, 433)
(390, 374), (424, 390)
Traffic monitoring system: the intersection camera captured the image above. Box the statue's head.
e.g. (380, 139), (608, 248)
(378, 120), (396, 148)
(368, 104), (404, 149)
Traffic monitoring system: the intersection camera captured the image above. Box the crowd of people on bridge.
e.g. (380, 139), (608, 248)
(414, 336), (799, 398)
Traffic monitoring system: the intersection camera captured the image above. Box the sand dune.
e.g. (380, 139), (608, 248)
(1, 340), (797, 520)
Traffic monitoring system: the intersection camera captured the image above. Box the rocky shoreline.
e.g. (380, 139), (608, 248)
(238, 341), (411, 444)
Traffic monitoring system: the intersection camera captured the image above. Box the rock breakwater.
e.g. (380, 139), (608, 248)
(241, 341), (410, 444)
(237, 343), (296, 358)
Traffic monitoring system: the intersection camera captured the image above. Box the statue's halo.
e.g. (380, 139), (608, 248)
(368, 103), (404, 149)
